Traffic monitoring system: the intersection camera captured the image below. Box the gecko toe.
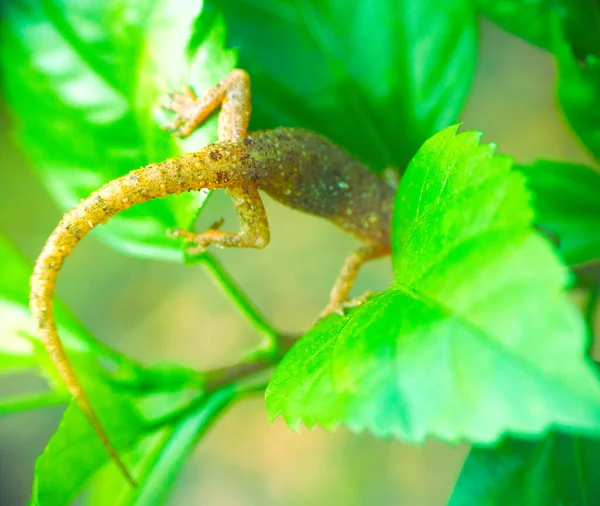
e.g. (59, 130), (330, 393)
(318, 290), (376, 321)
(185, 244), (208, 256)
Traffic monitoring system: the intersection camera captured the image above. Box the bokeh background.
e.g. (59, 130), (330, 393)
(0, 19), (596, 506)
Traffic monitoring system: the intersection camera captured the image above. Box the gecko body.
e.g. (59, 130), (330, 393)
(29, 70), (395, 485)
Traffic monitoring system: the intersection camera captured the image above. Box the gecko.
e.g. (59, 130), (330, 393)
(29, 69), (396, 485)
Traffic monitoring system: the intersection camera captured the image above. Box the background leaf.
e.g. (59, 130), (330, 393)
(211, 0), (477, 173)
(478, 0), (600, 58)
(0, 227), (219, 502)
(0, 0), (235, 261)
(28, 346), (218, 504)
(266, 126), (600, 442)
(555, 35), (600, 160)
(31, 379), (144, 506)
(478, 2), (600, 160)
(0, 231), (142, 501)
(449, 431), (600, 505)
(87, 386), (237, 506)
(518, 161), (600, 268)
(0, 232), (109, 399)
(0, 224), (221, 502)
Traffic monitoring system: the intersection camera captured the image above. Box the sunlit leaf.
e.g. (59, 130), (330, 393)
(0, 0), (235, 260)
(0, 391), (65, 415)
(0, 233), (98, 379)
(267, 126), (600, 442)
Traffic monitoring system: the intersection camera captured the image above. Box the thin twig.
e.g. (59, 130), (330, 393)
(145, 332), (300, 432)
(143, 385), (237, 434)
(200, 253), (281, 349)
(203, 358), (272, 392)
(203, 332), (300, 392)
(0, 390), (67, 414)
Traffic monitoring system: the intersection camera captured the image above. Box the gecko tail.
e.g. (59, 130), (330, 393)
(28, 178), (142, 486)
(29, 146), (241, 485)
(30, 260), (138, 487)
(28, 164), (178, 486)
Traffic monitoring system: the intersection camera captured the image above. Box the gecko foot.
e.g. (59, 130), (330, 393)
(167, 221), (225, 256)
(318, 290), (376, 320)
(167, 228), (208, 255)
(161, 84), (201, 138)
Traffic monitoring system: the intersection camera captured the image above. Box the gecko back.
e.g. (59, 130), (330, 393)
(245, 128), (396, 246)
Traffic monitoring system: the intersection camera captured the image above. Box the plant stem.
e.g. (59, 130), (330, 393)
(200, 252), (280, 349)
(203, 332), (299, 392)
(146, 340), (300, 433)
(145, 384), (238, 432)
(0, 390), (66, 414)
(203, 358), (272, 392)
(137, 385), (237, 497)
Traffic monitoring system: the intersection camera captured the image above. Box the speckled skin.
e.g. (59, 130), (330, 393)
(29, 70), (395, 485)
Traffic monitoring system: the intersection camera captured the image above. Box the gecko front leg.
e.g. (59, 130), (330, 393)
(163, 69), (251, 142)
(164, 69), (270, 254)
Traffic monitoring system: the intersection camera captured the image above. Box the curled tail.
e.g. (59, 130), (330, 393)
(29, 147), (235, 485)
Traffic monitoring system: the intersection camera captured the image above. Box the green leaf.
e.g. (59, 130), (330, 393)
(518, 161), (600, 268)
(29, 347), (222, 504)
(0, 232), (142, 392)
(480, 3), (600, 160)
(555, 35), (600, 160)
(0, 233), (103, 396)
(449, 432), (600, 505)
(31, 380), (145, 506)
(0, 301), (38, 375)
(0, 234), (94, 351)
(0, 0), (235, 261)
(0, 231), (218, 503)
(87, 386), (237, 506)
(212, 0), (477, 173)
(266, 126), (600, 442)
(478, 0), (600, 58)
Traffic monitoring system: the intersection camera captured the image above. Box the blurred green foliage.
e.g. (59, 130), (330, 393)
(518, 161), (600, 268)
(479, 0), (600, 58)
(212, 0), (477, 173)
(450, 419), (600, 505)
(0, 0), (235, 260)
(556, 45), (600, 161)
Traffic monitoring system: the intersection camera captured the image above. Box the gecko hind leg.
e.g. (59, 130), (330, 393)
(321, 243), (390, 318)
